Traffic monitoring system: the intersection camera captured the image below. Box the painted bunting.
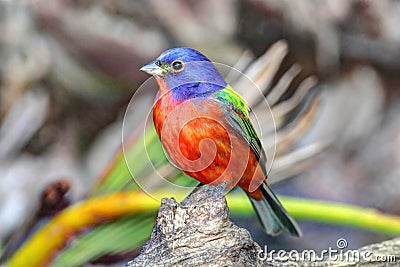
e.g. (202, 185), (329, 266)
(140, 48), (301, 236)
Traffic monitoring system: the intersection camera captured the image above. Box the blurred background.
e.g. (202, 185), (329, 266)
(1, 0), (400, 266)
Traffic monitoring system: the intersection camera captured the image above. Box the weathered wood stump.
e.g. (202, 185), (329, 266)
(127, 185), (400, 266)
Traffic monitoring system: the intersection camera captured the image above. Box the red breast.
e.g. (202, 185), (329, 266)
(153, 78), (265, 200)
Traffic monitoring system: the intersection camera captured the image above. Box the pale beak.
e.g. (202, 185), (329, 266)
(140, 61), (165, 76)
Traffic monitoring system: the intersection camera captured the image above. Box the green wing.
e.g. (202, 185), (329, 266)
(213, 85), (267, 174)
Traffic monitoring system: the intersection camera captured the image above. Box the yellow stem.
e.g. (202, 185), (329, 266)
(8, 192), (158, 267)
(8, 191), (400, 267)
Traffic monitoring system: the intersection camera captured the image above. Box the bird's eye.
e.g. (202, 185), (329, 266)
(171, 60), (184, 72)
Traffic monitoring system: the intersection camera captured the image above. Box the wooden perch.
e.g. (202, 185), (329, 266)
(126, 185), (400, 266)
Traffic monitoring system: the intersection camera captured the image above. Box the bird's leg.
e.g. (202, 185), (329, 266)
(186, 181), (229, 198)
(180, 183), (206, 205)
(190, 182), (206, 195)
(182, 182), (229, 206)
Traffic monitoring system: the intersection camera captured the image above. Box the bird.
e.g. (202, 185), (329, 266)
(140, 47), (301, 237)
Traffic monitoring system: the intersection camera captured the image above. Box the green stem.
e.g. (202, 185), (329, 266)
(226, 194), (400, 235)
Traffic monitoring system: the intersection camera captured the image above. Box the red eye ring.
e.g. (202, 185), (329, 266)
(171, 60), (185, 72)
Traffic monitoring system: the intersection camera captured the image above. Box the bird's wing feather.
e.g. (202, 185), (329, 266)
(213, 85), (268, 175)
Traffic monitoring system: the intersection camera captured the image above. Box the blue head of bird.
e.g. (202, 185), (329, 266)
(140, 48), (227, 101)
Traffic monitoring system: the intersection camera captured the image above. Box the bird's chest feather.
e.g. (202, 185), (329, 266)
(152, 77), (225, 142)
(154, 92), (252, 180)
(154, 94), (228, 155)
(152, 81), (264, 191)
(154, 90), (229, 161)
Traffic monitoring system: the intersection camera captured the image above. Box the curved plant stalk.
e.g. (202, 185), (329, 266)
(227, 194), (400, 235)
(281, 197), (400, 235)
(9, 191), (400, 267)
(8, 192), (158, 267)
(51, 214), (154, 267)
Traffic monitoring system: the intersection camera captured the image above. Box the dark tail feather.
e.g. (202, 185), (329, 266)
(248, 183), (302, 237)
